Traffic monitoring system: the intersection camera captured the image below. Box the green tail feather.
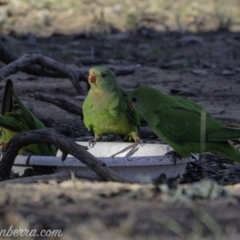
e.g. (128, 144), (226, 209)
(211, 142), (240, 162)
(1, 79), (14, 115)
(208, 127), (240, 141)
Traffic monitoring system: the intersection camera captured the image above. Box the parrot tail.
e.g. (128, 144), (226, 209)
(1, 79), (14, 115)
(208, 142), (240, 162)
(207, 127), (240, 142)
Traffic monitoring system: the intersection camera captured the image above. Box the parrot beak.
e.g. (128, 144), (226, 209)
(88, 73), (96, 84)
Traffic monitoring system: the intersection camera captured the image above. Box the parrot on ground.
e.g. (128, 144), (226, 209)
(129, 86), (240, 162)
(82, 66), (141, 147)
(0, 79), (57, 156)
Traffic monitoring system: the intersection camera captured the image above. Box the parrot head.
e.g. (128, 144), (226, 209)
(88, 66), (117, 90)
(129, 87), (159, 115)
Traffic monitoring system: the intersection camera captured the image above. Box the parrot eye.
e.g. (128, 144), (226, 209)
(132, 97), (137, 102)
(101, 72), (106, 77)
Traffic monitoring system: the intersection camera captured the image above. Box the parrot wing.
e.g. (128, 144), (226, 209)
(12, 90), (45, 130)
(0, 79), (44, 131)
(0, 111), (29, 132)
(12, 90), (56, 155)
(154, 106), (225, 143)
(82, 97), (93, 132)
(0, 79), (28, 132)
(0, 80), (56, 156)
(120, 88), (140, 129)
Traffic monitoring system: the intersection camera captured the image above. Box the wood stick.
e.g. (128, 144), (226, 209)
(0, 52), (85, 94)
(0, 41), (140, 95)
(0, 40), (87, 80)
(0, 41), (84, 79)
(0, 128), (130, 183)
(34, 93), (82, 117)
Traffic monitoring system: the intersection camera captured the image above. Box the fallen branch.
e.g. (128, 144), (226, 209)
(0, 52), (86, 94)
(34, 93), (82, 117)
(0, 41), (139, 94)
(0, 128), (130, 182)
(2, 171), (102, 184)
(0, 40), (87, 79)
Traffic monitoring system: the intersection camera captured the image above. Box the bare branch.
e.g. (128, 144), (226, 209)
(0, 52), (86, 94)
(0, 128), (130, 182)
(0, 40), (88, 79)
(34, 93), (82, 117)
(0, 41), (139, 94)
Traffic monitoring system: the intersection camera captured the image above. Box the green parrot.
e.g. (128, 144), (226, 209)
(129, 86), (240, 162)
(82, 66), (141, 146)
(0, 79), (57, 156)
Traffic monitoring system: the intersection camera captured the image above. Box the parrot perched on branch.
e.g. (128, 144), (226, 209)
(82, 66), (141, 146)
(0, 79), (57, 156)
(129, 86), (240, 162)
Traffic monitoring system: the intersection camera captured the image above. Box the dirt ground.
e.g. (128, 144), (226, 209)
(0, 180), (239, 240)
(1, 1), (240, 239)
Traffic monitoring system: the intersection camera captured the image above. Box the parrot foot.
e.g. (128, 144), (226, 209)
(137, 138), (144, 147)
(111, 141), (142, 158)
(165, 151), (181, 165)
(124, 132), (142, 144)
(190, 153), (199, 161)
(88, 135), (102, 148)
(88, 139), (97, 148)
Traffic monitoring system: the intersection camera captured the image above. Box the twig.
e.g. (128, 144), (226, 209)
(0, 41), (139, 94)
(0, 128), (130, 182)
(0, 52), (86, 94)
(0, 40), (88, 79)
(2, 171), (102, 184)
(0, 53), (83, 93)
(0, 40), (86, 80)
(34, 93), (82, 117)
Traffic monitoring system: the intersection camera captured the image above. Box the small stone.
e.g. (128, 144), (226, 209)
(221, 70), (235, 76)
(191, 69), (208, 76)
(177, 36), (203, 46)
